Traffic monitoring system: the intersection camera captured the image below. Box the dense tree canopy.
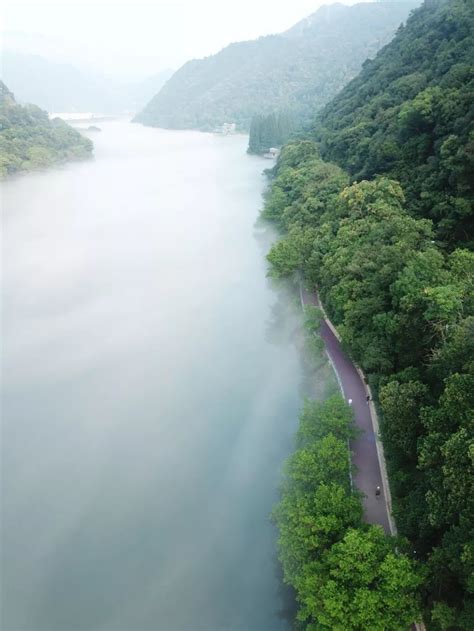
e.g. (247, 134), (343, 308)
(0, 81), (92, 177)
(312, 0), (474, 247)
(264, 4), (473, 624)
(273, 396), (422, 630)
(266, 135), (473, 629)
(247, 111), (294, 155)
(135, 2), (420, 131)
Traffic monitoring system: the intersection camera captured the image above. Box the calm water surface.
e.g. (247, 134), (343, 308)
(1, 121), (304, 630)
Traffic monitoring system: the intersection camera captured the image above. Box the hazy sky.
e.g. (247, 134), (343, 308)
(3, 0), (362, 79)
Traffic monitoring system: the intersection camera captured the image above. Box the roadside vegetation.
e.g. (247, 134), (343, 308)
(273, 396), (422, 630)
(266, 1), (473, 628)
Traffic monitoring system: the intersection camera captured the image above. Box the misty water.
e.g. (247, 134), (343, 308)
(2, 121), (307, 630)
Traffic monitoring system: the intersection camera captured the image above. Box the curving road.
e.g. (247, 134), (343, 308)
(301, 287), (393, 534)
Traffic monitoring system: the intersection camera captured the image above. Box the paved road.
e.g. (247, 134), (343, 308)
(302, 288), (392, 534)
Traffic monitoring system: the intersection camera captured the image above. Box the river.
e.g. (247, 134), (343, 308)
(1, 120), (306, 630)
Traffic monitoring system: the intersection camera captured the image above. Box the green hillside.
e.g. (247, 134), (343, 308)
(312, 0), (474, 246)
(135, 1), (420, 131)
(262, 1), (474, 629)
(0, 81), (92, 177)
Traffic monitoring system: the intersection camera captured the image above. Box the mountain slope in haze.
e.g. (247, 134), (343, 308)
(128, 69), (174, 112)
(135, 1), (421, 131)
(312, 0), (474, 246)
(1, 51), (173, 114)
(0, 81), (92, 177)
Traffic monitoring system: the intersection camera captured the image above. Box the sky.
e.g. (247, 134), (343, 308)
(2, 0), (362, 79)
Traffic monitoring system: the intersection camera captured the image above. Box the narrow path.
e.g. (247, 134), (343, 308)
(301, 287), (393, 534)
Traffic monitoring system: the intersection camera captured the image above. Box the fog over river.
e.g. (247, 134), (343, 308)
(1, 121), (309, 630)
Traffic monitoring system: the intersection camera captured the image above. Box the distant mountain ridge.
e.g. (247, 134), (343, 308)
(135, 1), (421, 131)
(1, 51), (173, 114)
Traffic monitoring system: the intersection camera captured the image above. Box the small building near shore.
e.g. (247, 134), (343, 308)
(263, 147), (279, 159)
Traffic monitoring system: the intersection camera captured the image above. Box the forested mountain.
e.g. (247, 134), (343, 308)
(135, 1), (420, 131)
(0, 82), (92, 177)
(1, 51), (173, 114)
(312, 0), (474, 247)
(262, 1), (473, 629)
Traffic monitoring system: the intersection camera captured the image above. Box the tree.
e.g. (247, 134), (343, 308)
(296, 396), (356, 447)
(247, 111), (296, 154)
(380, 380), (428, 462)
(296, 527), (422, 631)
(274, 483), (363, 586)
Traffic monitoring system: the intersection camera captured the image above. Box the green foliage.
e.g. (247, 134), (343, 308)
(267, 226), (318, 280)
(312, 0), (474, 246)
(298, 527), (422, 631)
(296, 397), (357, 448)
(0, 81), (92, 177)
(135, 2), (419, 131)
(417, 373), (474, 630)
(303, 305), (323, 335)
(262, 5), (473, 617)
(380, 380), (429, 462)
(262, 140), (348, 231)
(284, 434), (353, 493)
(264, 136), (473, 627)
(273, 395), (422, 629)
(267, 164), (440, 371)
(247, 111), (295, 154)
